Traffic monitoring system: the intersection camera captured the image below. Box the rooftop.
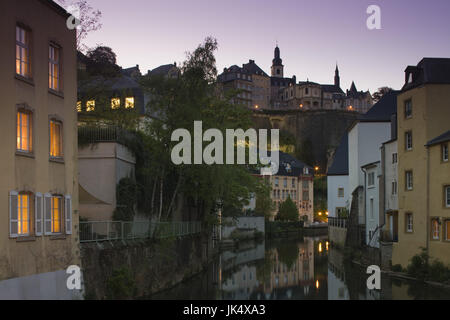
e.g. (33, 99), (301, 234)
(327, 132), (348, 176)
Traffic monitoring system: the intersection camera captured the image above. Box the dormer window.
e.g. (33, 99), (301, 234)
(407, 73), (413, 84)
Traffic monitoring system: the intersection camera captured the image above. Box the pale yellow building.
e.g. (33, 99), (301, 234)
(265, 152), (314, 222)
(392, 58), (450, 267)
(0, 0), (80, 298)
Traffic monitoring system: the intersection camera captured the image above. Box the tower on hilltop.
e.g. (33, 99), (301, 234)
(271, 45), (284, 78)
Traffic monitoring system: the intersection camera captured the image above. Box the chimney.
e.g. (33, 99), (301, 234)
(249, 59), (255, 64)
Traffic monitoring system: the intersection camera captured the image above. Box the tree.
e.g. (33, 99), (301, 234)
(372, 87), (394, 103)
(254, 180), (275, 219)
(55, 0), (102, 52)
(139, 37), (261, 223)
(86, 46), (121, 77)
(277, 196), (299, 222)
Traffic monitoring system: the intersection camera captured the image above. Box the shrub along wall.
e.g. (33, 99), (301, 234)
(80, 234), (216, 299)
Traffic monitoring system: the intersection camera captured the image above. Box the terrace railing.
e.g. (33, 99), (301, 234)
(79, 220), (202, 243)
(328, 217), (348, 229)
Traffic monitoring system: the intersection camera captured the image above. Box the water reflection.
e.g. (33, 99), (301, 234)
(150, 237), (450, 300)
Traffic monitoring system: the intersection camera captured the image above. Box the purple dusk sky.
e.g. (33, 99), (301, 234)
(80, 0), (450, 93)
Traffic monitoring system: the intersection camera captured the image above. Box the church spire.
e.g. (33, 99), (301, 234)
(334, 63), (340, 88)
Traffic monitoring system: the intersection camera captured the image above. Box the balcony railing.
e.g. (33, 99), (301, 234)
(79, 221), (202, 243)
(328, 217), (348, 229)
(78, 126), (134, 144)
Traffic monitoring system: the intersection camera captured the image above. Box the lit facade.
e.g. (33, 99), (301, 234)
(0, 0), (80, 299)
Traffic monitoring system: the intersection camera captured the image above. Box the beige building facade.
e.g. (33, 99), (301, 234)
(0, 0), (81, 299)
(392, 58), (450, 267)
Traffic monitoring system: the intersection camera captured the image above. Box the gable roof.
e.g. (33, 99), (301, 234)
(148, 64), (177, 76)
(426, 130), (450, 147)
(327, 132), (348, 176)
(242, 60), (269, 77)
(358, 90), (399, 122)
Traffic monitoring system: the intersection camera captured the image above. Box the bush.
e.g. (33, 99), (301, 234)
(406, 248), (450, 283)
(391, 264), (403, 273)
(106, 267), (136, 300)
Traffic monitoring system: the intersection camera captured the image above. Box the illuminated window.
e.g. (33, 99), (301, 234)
(86, 100), (95, 112)
(446, 221), (450, 241)
(18, 194), (30, 235)
(431, 219), (440, 240)
(17, 111), (32, 152)
(49, 44), (60, 91)
(111, 98), (121, 109)
(51, 196), (62, 233)
(50, 120), (62, 158)
(16, 25), (31, 78)
(125, 97), (135, 109)
(77, 101), (82, 112)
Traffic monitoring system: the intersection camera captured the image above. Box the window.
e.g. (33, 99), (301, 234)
(431, 219), (440, 240)
(446, 221), (450, 241)
(338, 188), (344, 198)
(368, 172), (375, 187)
(51, 196), (62, 233)
(111, 98), (121, 109)
(370, 199), (374, 218)
(77, 101), (82, 112)
(406, 171), (413, 190)
(303, 190), (309, 201)
(86, 100), (95, 112)
(125, 97), (135, 109)
(292, 179), (296, 188)
(446, 186), (450, 208)
(17, 111), (32, 152)
(283, 178), (287, 188)
(404, 100), (412, 118)
(405, 131), (413, 151)
(392, 181), (397, 195)
(302, 180), (308, 189)
(392, 153), (398, 164)
(49, 44), (60, 91)
(17, 194), (30, 235)
(16, 25), (31, 78)
(274, 177), (279, 187)
(50, 120), (62, 158)
(406, 213), (413, 233)
(443, 144), (449, 162)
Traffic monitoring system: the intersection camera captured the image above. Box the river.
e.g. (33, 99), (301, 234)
(150, 236), (450, 300)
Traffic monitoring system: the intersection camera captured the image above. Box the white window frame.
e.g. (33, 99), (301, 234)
(406, 132), (413, 151)
(49, 44), (60, 91)
(16, 25), (30, 78)
(9, 191), (19, 238)
(35, 192), (43, 236)
(443, 144), (449, 162)
(446, 186), (450, 208)
(406, 171), (413, 190)
(431, 219), (440, 240)
(406, 213), (413, 233)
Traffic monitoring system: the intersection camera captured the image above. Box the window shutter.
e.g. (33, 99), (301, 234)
(65, 195), (72, 235)
(44, 193), (52, 235)
(35, 193), (43, 236)
(9, 191), (18, 238)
